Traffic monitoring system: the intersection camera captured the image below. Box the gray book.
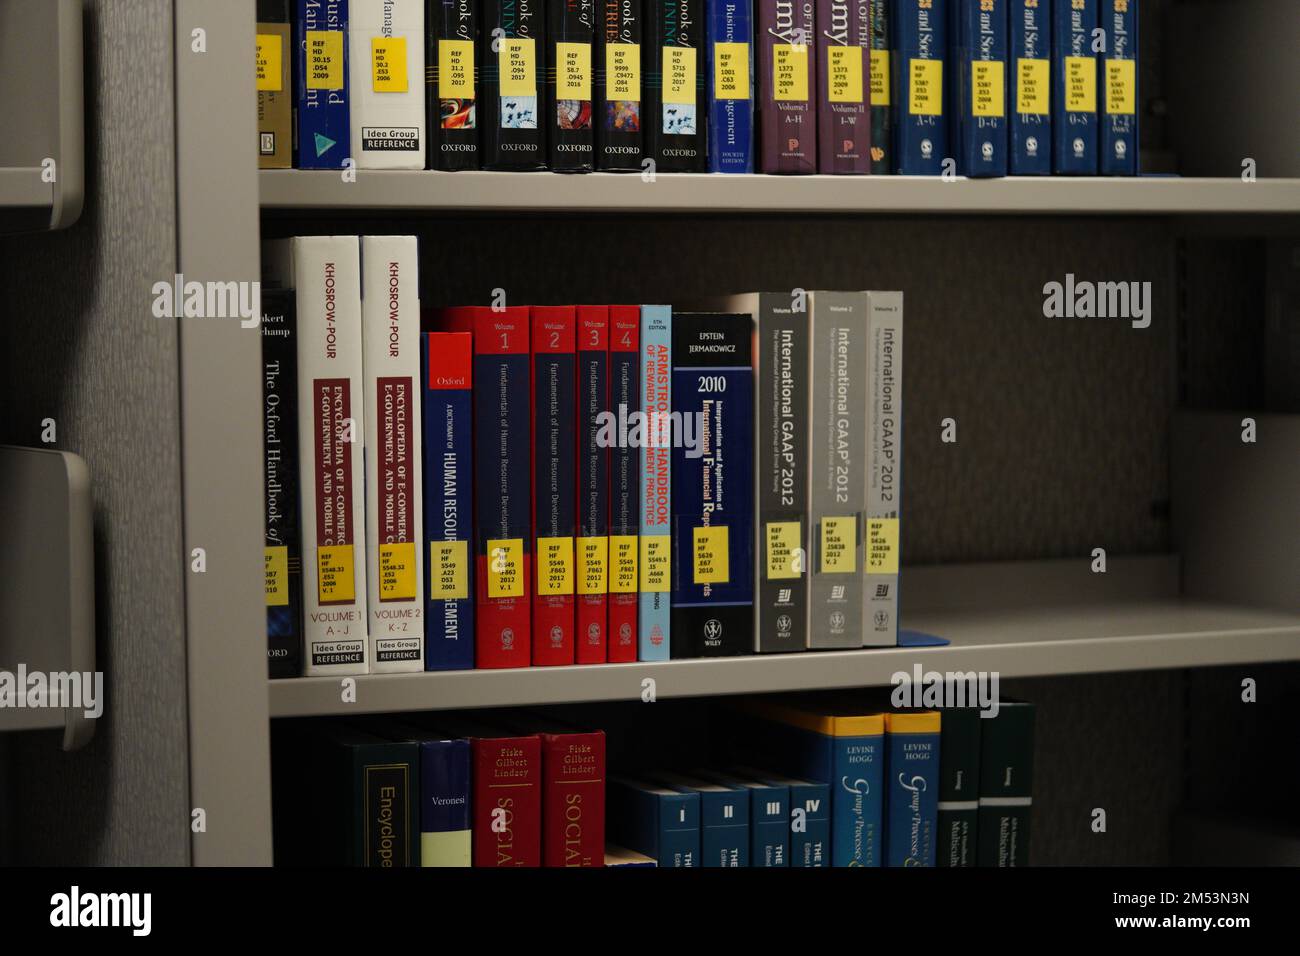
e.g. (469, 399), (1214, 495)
(864, 291), (902, 646)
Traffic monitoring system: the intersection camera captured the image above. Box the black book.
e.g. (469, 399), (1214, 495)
(426, 0), (482, 170)
(645, 0), (707, 172)
(594, 0), (643, 170)
(546, 0), (597, 171)
(481, 0), (547, 169)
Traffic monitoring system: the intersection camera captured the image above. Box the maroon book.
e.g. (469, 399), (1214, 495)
(816, 0), (870, 173)
(759, 0), (817, 173)
(469, 731), (542, 867)
(540, 729), (605, 867)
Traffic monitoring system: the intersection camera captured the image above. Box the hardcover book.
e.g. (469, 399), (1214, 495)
(883, 710), (939, 866)
(868, 0), (892, 174)
(937, 706), (981, 867)
(705, 0), (755, 173)
(608, 776), (700, 867)
(481, 0), (546, 169)
(387, 726), (471, 866)
(262, 288), (302, 678)
(607, 307), (641, 663)
(809, 292), (867, 650)
(426, 0), (481, 170)
(350, 0), (426, 168)
(422, 332), (475, 670)
(1052, 0), (1098, 174)
(977, 700), (1035, 867)
(257, 0), (293, 168)
(700, 769), (789, 866)
(670, 313), (755, 658)
(758, 0), (817, 173)
(537, 724), (606, 866)
(361, 236), (424, 672)
(645, 0), (707, 172)
(655, 772), (749, 867)
(594, 0), (644, 170)
(816, 0), (870, 173)
(295, 0), (352, 169)
(753, 771), (829, 866)
(864, 291), (902, 646)
(313, 728), (420, 866)
(951, 0), (1007, 177)
(638, 305), (673, 661)
(893, 0), (947, 174)
(458, 724), (542, 867)
(1099, 0), (1137, 176)
(1009, 0), (1051, 174)
(546, 0), (597, 170)
(576, 306), (610, 663)
(531, 306), (578, 666)
(432, 306), (532, 668)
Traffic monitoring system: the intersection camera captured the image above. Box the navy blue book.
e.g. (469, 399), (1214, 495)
(754, 771), (829, 867)
(608, 776), (700, 867)
(1099, 0), (1137, 175)
(656, 773), (750, 867)
(669, 313), (754, 658)
(1052, 0), (1098, 174)
(384, 723), (472, 867)
(705, 0), (755, 173)
(701, 769), (789, 867)
(295, 0), (351, 169)
(893, 0), (948, 174)
(951, 0), (1008, 177)
(883, 711), (940, 866)
(1009, 0), (1051, 174)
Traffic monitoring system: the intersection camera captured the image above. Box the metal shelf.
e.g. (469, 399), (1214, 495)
(260, 170), (1300, 216)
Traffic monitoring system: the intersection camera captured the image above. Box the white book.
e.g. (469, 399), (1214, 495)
(361, 235), (424, 672)
(349, 0), (426, 169)
(864, 291), (902, 647)
(271, 236), (370, 676)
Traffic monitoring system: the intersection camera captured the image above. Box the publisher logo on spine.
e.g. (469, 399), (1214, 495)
(361, 126), (421, 151)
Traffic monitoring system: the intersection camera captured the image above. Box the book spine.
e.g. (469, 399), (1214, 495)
(937, 707), (981, 867)
(788, 781), (829, 866)
(954, 0), (1007, 177)
(1052, 0), (1098, 174)
(263, 288), (303, 677)
(420, 738), (472, 866)
(350, 743), (420, 866)
(658, 793), (701, 866)
(833, 729), (883, 866)
(748, 785), (789, 866)
(576, 306), (610, 663)
(472, 735), (543, 866)
(865, 291), (901, 646)
(755, 293), (810, 653)
(670, 313), (755, 658)
(541, 731), (606, 866)
(816, 0), (870, 173)
(706, 0), (755, 173)
(296, 0), (352, 168)
(638, 306), (672, 661)
(472, 307), (533, 668)
(595, 0), (645, 170)
(884, 719), (939, 866)
(481, 0), (547, 169)
(350, 0), (426, 168)
(547, 0), (597, 170)
(646, 0), (707, 171)
(977, 702), (1035, 866)
(295, 236), (369, 675)
(257, 0), (294, 168)
(362, 236), (424, 672)
(808, 292), (868, 649)
(531, 306), (578, 666)
(427, 0), (482, 170)
(868, 0), (891, 173)
(699, 791), (749, 867)
(1008, 0), (1050, 174)
(1099, 0), (1137, 175)
(607, 307), (641, 663)
(893, 0), (947, 174)
(422, 333), (475, 670)
(758, 0), (817, 173)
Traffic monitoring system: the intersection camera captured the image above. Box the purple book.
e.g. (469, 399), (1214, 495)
(815, 0), (869, 173)
(759, 0), (817, 173)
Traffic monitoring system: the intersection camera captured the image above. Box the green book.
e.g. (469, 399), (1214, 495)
(976, 701), (1035, 867)
(937, 707), (982, 867)
(312, 727), (421, 867)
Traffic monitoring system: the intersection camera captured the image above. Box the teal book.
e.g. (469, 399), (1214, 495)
(753, 771), (829, 867)
(608, 776), (699, 867)
(976, 700), (1035, 866)
(700, 768), (790, 867)
(655, 772), (750, 867)
(637, 305), (672, 660)
(937, 706), (981, 866)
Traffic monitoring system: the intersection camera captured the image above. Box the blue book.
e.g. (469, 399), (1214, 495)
(701, 769), (789, 867)
(409, 733), (471, 867)
(608, 776), (700, 867)
(951, 0), (1008, 177)
(893, 0), (949, 174)
(757, 773), (830, 867)
(1099, 0), (1137, 175)
(670, 312), (754, 658)
(295, 0), (351, 168)
(706, 0), (755, 173)
(656, 773), (749, 867)
(884, 711), (941, 866)
(1052, 0), (1098, 174)
(638, 306), (672, 661)
(1009, 0), (1052, 174)
(422, 332), (474, 670)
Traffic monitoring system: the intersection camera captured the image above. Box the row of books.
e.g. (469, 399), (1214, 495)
(272, 698), (1036, 866)
(256, 0), (1138, 177)
(262, 235), (903, 676)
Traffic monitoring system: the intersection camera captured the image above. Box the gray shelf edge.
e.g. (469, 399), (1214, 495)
(259, 170), (1300, 215)
(0, 167), (52, 208)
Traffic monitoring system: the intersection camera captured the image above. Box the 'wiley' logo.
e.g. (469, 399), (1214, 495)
(1042, 274), (1152, 329)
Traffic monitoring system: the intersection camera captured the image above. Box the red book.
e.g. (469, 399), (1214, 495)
(540, 728), (606, 867)
(606, 307), (641, 663)
(432, 306), (532, 668)
(530, 307), (577, 666)
(575, 306), (610, 664)
(466, 730), (542, 867)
